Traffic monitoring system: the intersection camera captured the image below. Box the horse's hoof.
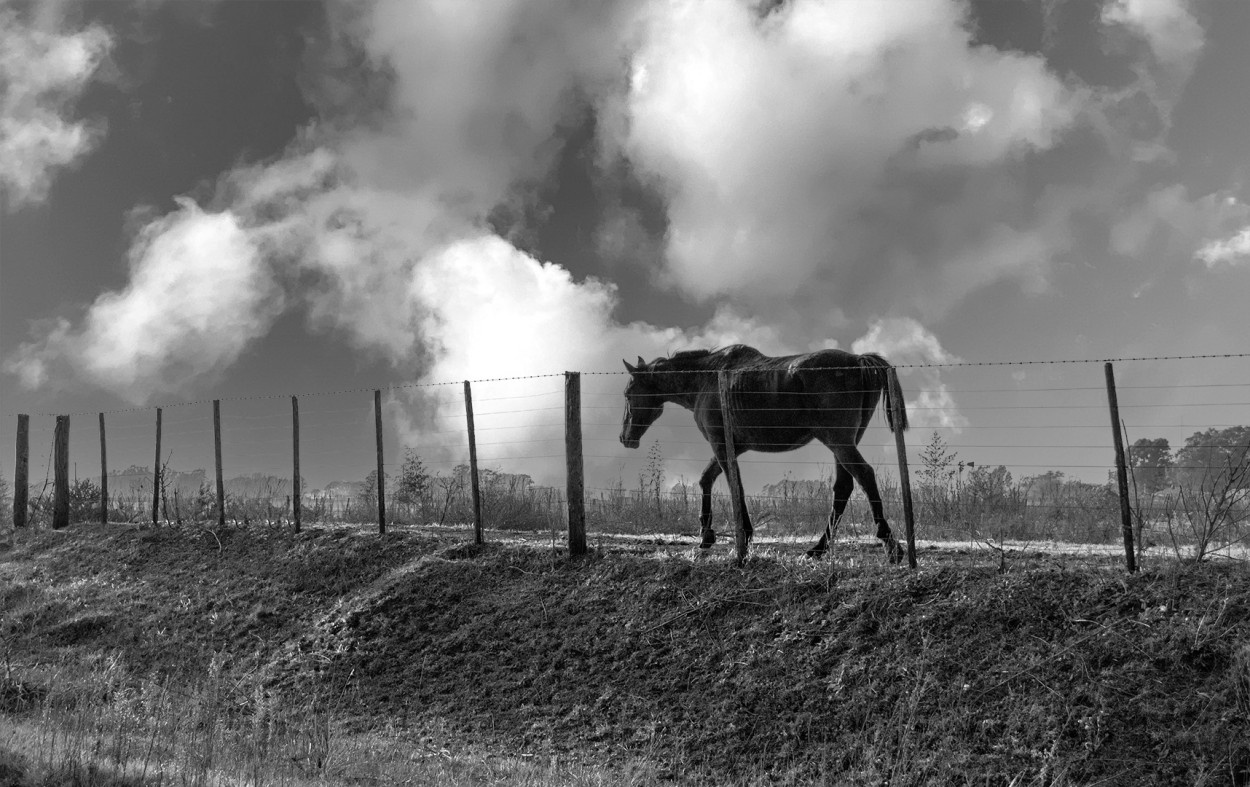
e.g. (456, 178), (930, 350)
(699, 542), (714, 550)
(805, 548), (826, 560)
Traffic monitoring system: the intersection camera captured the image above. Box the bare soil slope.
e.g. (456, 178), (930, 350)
(2, 523), (1249, 785)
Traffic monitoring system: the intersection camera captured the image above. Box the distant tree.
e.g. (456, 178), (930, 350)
(1174, 427), (1250, 489)
(967, 464), (1013, 505)
(395, 449), (429, 506)
(358, 469), (389, 517)
(1128, 437), (1173, 494)
(918, 431), (958, 492)
(1022, 470), (1065, 507)
(28, 478), (100, 527)
(1168, 426), (1250, 560)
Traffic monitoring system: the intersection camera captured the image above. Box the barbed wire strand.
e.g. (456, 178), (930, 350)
(5, 352), (1247, 418)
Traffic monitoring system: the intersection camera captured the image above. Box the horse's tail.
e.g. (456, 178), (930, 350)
(859, 353), (909, 434)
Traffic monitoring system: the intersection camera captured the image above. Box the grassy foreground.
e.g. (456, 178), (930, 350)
(1, 523), (1248, 786)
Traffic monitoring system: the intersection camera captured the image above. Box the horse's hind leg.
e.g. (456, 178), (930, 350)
(806, 462), (854, 559)
(834, 444), (904, 564)
(698, 458), (721, 548)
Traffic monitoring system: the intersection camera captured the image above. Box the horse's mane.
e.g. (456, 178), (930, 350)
(659, 344), (763, 371)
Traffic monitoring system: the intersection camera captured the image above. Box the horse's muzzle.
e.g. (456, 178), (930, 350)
(621, 433), (640, 449)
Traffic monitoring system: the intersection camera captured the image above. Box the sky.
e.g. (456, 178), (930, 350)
(1, 0), (1247, 497)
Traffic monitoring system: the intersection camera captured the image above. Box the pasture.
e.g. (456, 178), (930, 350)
(2, 522), (1248, 786)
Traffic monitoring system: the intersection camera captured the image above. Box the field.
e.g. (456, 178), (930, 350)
(2, 521), (1249, 786)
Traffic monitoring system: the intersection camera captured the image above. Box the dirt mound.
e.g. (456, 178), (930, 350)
(268, 536), (1250, 784)
(4, 524), (1250, 784)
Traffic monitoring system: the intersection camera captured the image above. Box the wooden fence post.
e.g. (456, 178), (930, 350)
(152, 408), (162, 526)
(52, 416), (69, 529)
(292, 395), (301, 533)
(14, 414), (29, 528)
(888, 368), (917, 569)
(213, 400), (225, 526)
(718, 371), (749, 564)
(99, 413), (108, 525)
(1104, 362), (1138, 573)
(463, 381), (484, 544)
(374, 389), (386, 535)
(565, 372), (587, 555)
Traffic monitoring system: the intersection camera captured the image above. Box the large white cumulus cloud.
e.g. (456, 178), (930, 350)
(612, 0), (1081, 312)
(339, 0), (629, 212)
(5, 200), (282, 399)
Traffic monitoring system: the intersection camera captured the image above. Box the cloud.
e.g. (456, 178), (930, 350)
(1102, 0), (1203, 75)
(0, 4), (111, 207)
(5, 199), (282, 401)
(329, 0), (630, 217)
(10, 0), (1215, 491)
(3, 0), (645, 410)
(609, 0), (1082, 317)
(1110, 185), (1250, 264)
(852, 317), (967, 431)
(1195, 227), (1250, 268)
(1096, 0), (1204, 163)
(387, 234), (791, 478)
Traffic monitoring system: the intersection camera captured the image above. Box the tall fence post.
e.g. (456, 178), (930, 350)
(99, 413), (108, 525)
(463, 381), (484, 544)
(374, 389), (386, 535)
(565, 372), (587, 555)
(888, 368), (917, 568)
(718, 371), (749, 564)
(152, 408), (162, 526)
(52, 416), (69, 530)
(1104, 362), (1138, 573)
(213, 400), (225, 527)
(292, 395), (301, 533)
(14, 414), (29, 528)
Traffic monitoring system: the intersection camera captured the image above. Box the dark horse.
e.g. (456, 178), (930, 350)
(619, 345), (909, 561)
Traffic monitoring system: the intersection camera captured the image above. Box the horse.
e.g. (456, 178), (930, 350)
(619, 345), (909, 562)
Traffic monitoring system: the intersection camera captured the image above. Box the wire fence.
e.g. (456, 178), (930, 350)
(3, 354), (1248, 567)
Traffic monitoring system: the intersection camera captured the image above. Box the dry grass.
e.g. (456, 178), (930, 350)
(2, 522), (1249, 785)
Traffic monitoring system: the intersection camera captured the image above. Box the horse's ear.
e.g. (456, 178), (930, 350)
(623, 359), (636, 374)
(636, 355), (646, 368)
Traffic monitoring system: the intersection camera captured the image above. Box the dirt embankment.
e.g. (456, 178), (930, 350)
(3, 524), (1249, 785)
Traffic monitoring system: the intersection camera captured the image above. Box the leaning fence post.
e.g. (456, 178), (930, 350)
(565, 372), (587, 555)
(717, 370), (749, 564)
(213, 400), (226, 526)
(1104, 362), (1138, 573)
(152, 408), (162, 526)
(99, 413), (108, 525)
(374, 389), (386, 535)
(14, 414), (29, 528)
(888, 368), (917, 569)
(463, 381), (483, 544)
(292, 395), (301, 533)
(53, 416), (69, 530)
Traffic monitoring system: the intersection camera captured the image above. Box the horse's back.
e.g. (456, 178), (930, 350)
(785, 349), (863, 374)
(714, 348), (863, 398)
(691, 346), (883, 448)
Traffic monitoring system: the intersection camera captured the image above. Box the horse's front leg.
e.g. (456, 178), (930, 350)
(698, 458), (721, 548)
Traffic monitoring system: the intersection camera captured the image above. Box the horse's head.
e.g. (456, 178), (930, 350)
(620, 356), (664, 449)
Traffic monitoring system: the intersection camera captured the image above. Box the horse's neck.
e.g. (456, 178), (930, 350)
(655, 365), (713, 410)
